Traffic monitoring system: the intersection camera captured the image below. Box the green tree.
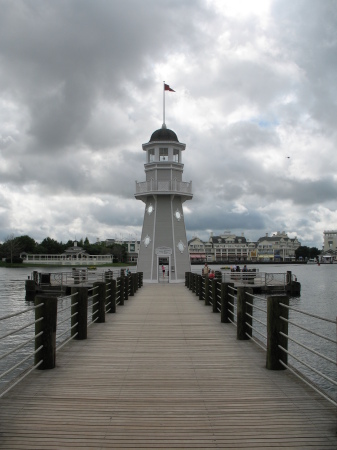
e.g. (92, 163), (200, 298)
(35, 243), (47, 254)
(108, 243), (127, 263)
(38, 237), (64, 254)
(295, 246), (310, 259)
(2, 234), (22, 263)
(309, 247), (320, 258)
(16, 235), (37, 253)
(64, 240), (74, 249)
(295, 246), (320, 260)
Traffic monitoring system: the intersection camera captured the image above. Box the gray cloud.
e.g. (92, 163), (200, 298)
(0, 0), (336, 248)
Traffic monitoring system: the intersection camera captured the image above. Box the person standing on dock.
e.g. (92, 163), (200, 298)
(202, 263), (209, 276)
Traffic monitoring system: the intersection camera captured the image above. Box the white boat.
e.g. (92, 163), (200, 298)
(307, 259), (318, 264)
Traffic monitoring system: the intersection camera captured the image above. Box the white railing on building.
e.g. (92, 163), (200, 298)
(135, 180), (192, 195)
(21, 254), (113, 265)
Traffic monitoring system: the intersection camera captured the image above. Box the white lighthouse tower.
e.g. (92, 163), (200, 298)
(135, 124), (192, 282)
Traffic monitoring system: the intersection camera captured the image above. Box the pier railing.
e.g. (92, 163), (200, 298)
(0, 304), (44, 397)
(221, 271), (287, 287)
(0, 272), (143, 398)
(185, 272), (337, 407)
(30, 268), (122, 289)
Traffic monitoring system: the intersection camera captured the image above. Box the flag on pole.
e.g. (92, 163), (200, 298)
(164, 83), (175, 92)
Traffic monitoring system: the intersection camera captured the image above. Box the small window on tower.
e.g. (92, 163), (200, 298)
(173, 149), (179, 162)
(148, 149), (155, 162)
(159, 148), (168, 161)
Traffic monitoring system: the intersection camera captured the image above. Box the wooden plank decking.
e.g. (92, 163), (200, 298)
(0, 283), (336, 449)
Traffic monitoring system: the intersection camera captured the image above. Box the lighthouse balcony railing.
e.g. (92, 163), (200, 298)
(135, 180), (192, 195)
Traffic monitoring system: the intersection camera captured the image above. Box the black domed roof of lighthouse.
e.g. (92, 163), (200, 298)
(150, 125), (179, 142)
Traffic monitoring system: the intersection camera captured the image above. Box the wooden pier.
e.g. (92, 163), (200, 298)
(1, 283), (336, 449)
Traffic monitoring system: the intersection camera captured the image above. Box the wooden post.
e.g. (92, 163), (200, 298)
(35, 295), (57, 370)
(131, 273), (138, 294)
(32, 271), (39, 284)
(245, 288), (253, 338)
(71, 286), (88, 339)
(104, 270), (113, 283)
(185, 272), (189, 287)
(105, 280), (115, 314)
(73, 268), (80, 285)
(119, 277), (125, 305)
(266, 295), (289, 370)
(124, 275), (129, 300)
(204, 277), (210, 306)
(237, 287), (253, 340)
(221, 282), (234, 323)
(198, 275), (203, 300)
(129, 275), (135, 297)
(286, 271), (292, 286)
(191, 273), (195, 293)
(138, 272), (143, 287)
(25, 278), (36, 302)
(212, 280), (218, 313)
(109, 279), (117, 313)
(189, 272), (193, 290)
(93, 282), (106, 323)
(194, 274), (197, 296)
(236, 286), (253, 340)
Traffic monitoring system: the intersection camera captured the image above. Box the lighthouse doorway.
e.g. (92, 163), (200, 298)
(158, 257), (170, 283)
(156, 247), (172, 284)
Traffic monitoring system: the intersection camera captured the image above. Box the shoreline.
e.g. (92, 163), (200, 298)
(0, 262), (136, 269)
(191, 261), (308, 266)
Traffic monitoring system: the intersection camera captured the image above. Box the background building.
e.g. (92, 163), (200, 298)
(257, 232), (300, 262)
(188, 237), (206, 262)
(187, 231), (301, 263)
(323, 230), (337, 252)
(209, 231), (249, 262)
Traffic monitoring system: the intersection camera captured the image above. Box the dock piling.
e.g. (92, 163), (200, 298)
(92, 282), (106, 323)
(34, 295), (57, 370)
(71, 286), (88, 339)
(266, 294), (289, 370)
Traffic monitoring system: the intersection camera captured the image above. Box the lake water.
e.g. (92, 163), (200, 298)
(0, 264), (336, 400)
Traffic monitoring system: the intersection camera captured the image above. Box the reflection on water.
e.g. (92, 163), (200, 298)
(1, 264), (336, 399)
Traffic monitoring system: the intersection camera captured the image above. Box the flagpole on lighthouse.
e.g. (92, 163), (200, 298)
(163, 81), (166, 127)
(162, 82), (175, 128)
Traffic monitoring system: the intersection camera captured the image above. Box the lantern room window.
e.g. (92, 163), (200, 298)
(159, 148), (168, 161)
(148, 149), (155, 162)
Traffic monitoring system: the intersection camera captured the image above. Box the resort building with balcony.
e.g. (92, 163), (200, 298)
(209, 231), (250, 262)
(187, 231), (301, 263)
(256, 231), (300, 261)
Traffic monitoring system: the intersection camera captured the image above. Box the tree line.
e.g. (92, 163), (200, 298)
(0, 234), (127, 263)
(294, 246), (320, 260)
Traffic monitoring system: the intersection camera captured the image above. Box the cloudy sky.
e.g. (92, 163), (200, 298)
(0, 0), (336, 248)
